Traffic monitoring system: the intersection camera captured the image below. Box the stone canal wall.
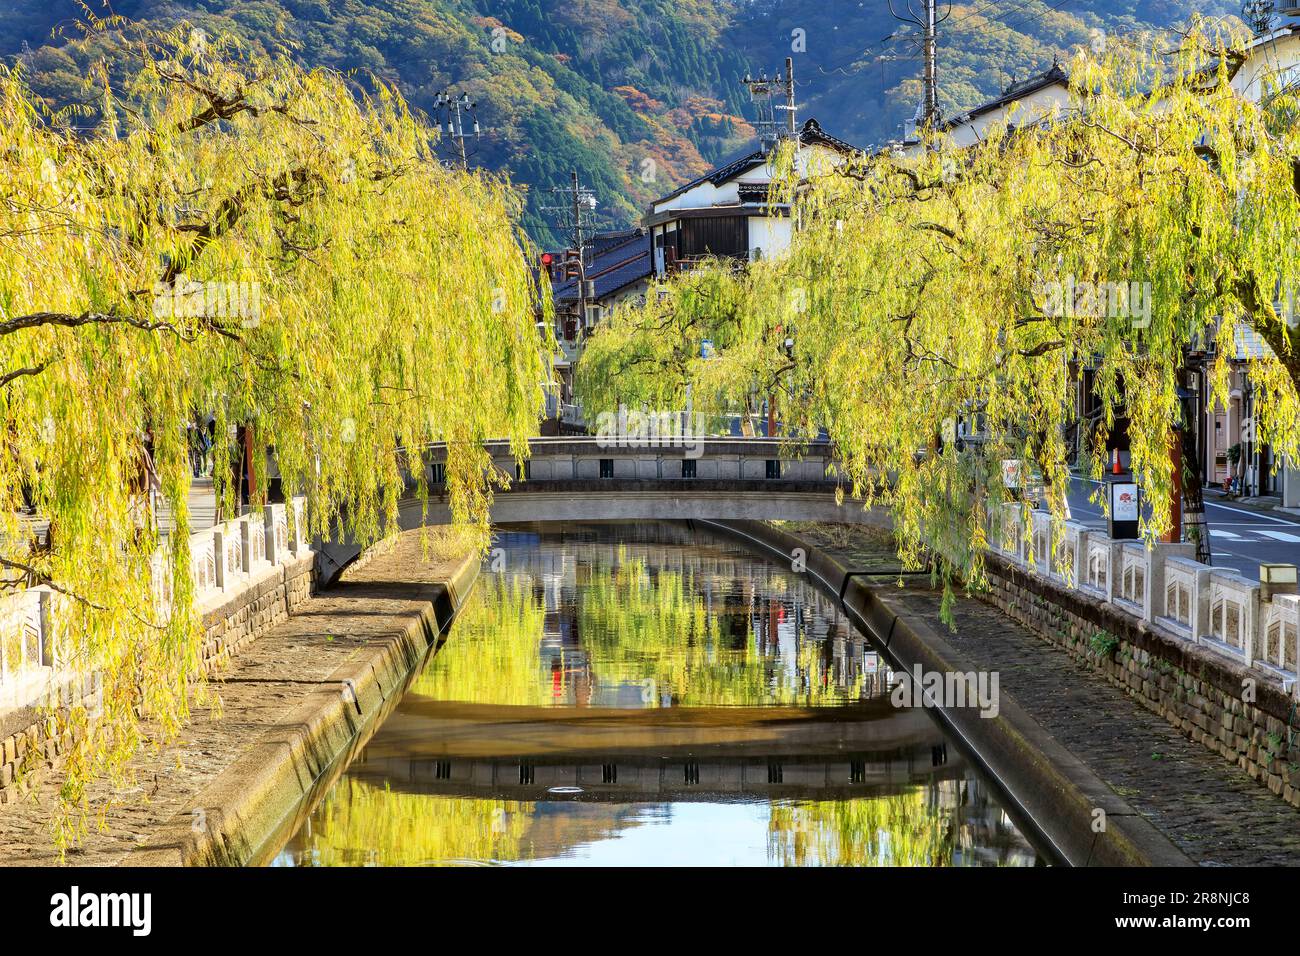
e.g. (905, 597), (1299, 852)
(703, 518), (1194, 867)
(0, 532), (479, 865)
(128, 538), (479, 866)
(0, 553), (317, 807)
(981, 552), (1300, 810)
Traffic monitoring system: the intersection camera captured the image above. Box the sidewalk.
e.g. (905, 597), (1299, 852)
(784, 521), (1300, 866)
(0, 533), (476, 866)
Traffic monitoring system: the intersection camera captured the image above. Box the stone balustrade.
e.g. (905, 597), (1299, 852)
(0, 588), (50, 697)
(1057, 520), (1088, 588)
(1260, 595), (1300, 688)
(2, 496), (310, 715)
(1029, 510), (1053, 572)
(990, 507), (1299, 697)
(994, 502), (1026, 561)
(1082, 534), (1120, 602)
(1204, 570), (1261, 666)
(1158, 556), (1211, 642)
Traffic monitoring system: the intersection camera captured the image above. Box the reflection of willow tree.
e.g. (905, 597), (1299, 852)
(294, 779), (532, 866)
(409, 574), (551, 705)
(768, 794), (959, 867)
(579, 556), (865, 706)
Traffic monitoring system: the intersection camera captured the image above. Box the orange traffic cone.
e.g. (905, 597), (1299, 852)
(1112, 448), (1122, 475)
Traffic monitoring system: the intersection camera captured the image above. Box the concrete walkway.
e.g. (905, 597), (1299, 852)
(784, 522), (1300, 866)
(0, 534), (475, 866)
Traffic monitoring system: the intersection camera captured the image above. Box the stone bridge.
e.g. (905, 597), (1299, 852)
(316, 437), (876, 581)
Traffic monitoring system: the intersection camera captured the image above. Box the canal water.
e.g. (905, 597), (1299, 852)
(274, 522), (1042, 866)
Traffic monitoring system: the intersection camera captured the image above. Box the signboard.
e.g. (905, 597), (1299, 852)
(1001, 459), (1023, 490)
(1108, 481), (1140, 539)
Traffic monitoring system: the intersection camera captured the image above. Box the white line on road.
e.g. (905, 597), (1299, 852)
(1254, 529), (1300, 544)
(1203, 502), (1300, 526)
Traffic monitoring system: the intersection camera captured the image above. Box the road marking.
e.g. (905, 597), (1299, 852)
(1072, 475), (1300, 527)
(1203, 502), (1300, 526)
(1211, 530), (1242, 539)
(1254, 529), (1300, 544)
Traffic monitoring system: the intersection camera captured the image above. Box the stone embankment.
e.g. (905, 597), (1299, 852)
(710, 519), (1300, 866)
(0, 532), (477, 866)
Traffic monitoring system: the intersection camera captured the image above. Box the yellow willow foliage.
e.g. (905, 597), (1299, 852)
(0, 19), (550, 846)
(294, 779), (534, 866)
(577, 556), (867, 706)
(578, 20), (1300, 596)
(768, 792), (960, 867)
(411, 573), (551, 706)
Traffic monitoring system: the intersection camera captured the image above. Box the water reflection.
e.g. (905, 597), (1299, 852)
(275, 522), (1041, 867)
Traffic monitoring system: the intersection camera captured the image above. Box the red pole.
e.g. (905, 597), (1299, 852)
(1169, 429), (1184, 544)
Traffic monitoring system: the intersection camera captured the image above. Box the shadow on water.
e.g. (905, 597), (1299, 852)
(270, 521), (1047, 867)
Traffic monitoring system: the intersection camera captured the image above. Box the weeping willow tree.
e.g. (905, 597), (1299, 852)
(288, 782), (535, 867)
(578, 19), (1300, 595)
(0, 15), (550, 844)
(577, 554), (869, 706)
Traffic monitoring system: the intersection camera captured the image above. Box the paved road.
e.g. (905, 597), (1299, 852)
(1066, 475), (1300, 580)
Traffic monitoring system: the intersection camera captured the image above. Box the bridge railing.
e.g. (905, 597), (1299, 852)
(420, 436), (838, 486)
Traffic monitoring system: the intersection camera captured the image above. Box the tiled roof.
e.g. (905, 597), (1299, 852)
(553, 230), (652, 304)
(942, 62), (1071, 130)
(650, 118), (861, 208)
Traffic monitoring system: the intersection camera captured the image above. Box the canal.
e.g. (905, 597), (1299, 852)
(274, 522), (1043, 866)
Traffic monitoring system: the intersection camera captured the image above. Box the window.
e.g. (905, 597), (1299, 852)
(681, 458), (697, 479)
(679, 216), (748, 259)
(765, 459), (781, 479)
(599, 458), (614, 479)
(516, 461), (530, 481)
(430, 463), (446, 484)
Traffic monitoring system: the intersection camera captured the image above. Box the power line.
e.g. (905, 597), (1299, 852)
(990, 0), (1079, 40)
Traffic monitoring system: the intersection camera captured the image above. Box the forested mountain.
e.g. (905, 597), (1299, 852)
(1, 0), (1242, 244)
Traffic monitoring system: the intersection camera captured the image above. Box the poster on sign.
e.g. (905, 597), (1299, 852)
(1108, 481), (1140, 539)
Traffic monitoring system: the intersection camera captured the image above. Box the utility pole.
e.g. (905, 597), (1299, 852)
(1244, 1), (1276, 36)
(541, 171), (597, 254)
(743, 59), (796, 151)
(889, 0), (949, 131)
(780, 57), (796, 135)
(434, 88), (480, 168)
(923, 0), (938, 128)
(541, 171), (599, 333)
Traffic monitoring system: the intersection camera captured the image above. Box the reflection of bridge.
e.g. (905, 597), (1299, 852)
(318, 438), (877, 580)
(339, 699), (963, 801)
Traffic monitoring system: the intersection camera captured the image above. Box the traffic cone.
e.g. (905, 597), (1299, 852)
(1112, 448), (1122, 475)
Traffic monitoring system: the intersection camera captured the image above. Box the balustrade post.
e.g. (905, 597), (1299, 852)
(214, 528), (226, 590)
(37, 589), (52, 668)
(288, 499), (303, 557)
(240, 517), (252, 574)
(264, 505), (278, 566)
